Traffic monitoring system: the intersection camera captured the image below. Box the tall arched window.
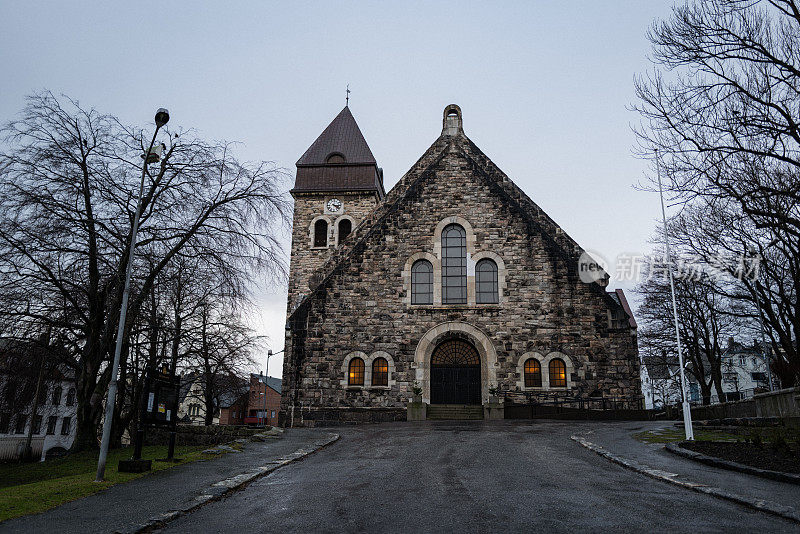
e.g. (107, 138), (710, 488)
(524, 359), (542, 387)
(372, 357), (388, 387)
(549, 358), (567, 388)
(442, 224), (467, 304)
(66, 388), (76, 407)
(51, 386), (62, 405)
(348, 357), (365, 386)
(475, 259), (498, 304)
(314, 219), (328, 247)
(338, 218), (352, 243)
(411, 260), (433, 305)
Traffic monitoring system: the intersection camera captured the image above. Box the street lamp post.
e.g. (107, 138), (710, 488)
(655, 150), (694, 441)
(261, 350), (272, 427)
(95, 109), (170, 482)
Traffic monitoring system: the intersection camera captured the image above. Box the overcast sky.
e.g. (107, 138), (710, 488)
(1, 1), (677, 375)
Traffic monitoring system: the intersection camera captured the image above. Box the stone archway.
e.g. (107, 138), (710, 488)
(413, 322), (498, 404)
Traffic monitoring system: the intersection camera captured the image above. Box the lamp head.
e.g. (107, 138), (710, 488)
(155, 108), (170, 128)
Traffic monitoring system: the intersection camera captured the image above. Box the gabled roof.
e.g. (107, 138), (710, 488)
(296, 106), (376, 166)
(251, 373), (282, 394)
(289, 106), (622, 319)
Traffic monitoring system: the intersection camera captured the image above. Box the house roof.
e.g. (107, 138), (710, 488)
(289, 105), (622, 319)
(251, 373), (282, 394)
(643, 356), (678, 380)
(296, 106), (376, 166)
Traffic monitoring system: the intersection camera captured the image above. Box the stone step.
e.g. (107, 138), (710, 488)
(427, 404), (484, 420)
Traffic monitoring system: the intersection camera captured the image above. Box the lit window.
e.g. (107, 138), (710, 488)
(442, 224), (466, 304)
(549, 359), (567, 388)
(314, 219), (328, 247)
(372, 357), (388, 387)
(348, 358), (365, 386)
(524, 359), (541, 387)
(411, 260), (433, 305)
(476, 259), (498, 304)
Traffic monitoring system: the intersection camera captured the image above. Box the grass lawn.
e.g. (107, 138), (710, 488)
(0, 444), (219, 522)
(633, 427), (740, 444)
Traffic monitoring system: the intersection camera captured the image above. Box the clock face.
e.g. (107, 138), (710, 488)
(326, 198), (342, 212)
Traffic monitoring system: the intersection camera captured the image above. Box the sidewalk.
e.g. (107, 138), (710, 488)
(572, 422), (800, 520)
(0, 429), (338, 534)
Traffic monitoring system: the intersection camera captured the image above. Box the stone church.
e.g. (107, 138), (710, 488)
(280, 104), (641, 426)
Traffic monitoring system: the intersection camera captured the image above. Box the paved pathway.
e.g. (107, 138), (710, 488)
(574, 422), (800, 513)
(0, 429), (333, 534)
(159, 421), (799, 533)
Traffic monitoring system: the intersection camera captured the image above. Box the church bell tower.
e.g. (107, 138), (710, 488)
(287, 106), (385, 312)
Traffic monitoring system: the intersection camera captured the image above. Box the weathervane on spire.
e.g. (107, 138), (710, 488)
(346, 84), (350, 106)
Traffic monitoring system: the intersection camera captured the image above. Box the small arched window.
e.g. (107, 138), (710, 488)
(524, 359), (541, 387)
(326, 153), (345, 164)
(442, 224), (467, 304)
(338, 219), (352, 243)
(411, 260), (433, 305)
(549, 358), (567, 388)
(66, 388), (76, 407)
(314, 219), (328, 247)
(476, 259), (499, 304)
(52, 386), (62, 406)
(372, 357), (388, 387)
(348, 357), (365, 386)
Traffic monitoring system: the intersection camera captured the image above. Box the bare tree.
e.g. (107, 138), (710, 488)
(636, 253), (742, 404)
(633, 0), (800, 385)
(0, 92), (290, 450)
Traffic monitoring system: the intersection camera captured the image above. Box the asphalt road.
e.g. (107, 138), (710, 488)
(161, 421), (799, 533)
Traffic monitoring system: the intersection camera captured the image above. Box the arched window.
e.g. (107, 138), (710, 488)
(313, 219), (328, 247)
(348, 357), (365, 386)
(66, 388), (76, 407)
(441, 224), (467, 304)
(372, 357), (388, 387)
(475, 259), (498, 304)
(549, 358), (567, 388)
(411, 260), (433, 305)
(524, 359), (542, 387)
(338, 218), (352, 243)
(51, 386), (62, 405)
(326, 153), (345, 164)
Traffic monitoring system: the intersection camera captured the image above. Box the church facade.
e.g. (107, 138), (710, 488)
(280, 104), (641, 426)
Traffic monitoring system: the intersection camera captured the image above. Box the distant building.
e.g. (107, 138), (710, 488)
(244, 374), (281, 427)
(0, 338), (76, 460)
(716, 338), (772, 402)
(177, 372), (249, 425)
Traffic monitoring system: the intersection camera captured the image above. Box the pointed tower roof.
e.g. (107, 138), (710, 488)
(296, 106), (376, 166)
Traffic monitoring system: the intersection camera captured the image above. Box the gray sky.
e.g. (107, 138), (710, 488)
(1, 1), (676, 375)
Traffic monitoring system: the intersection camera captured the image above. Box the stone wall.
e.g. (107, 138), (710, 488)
(688, 386), (800, 421)
(287, 191), (378, 313)
(144, 424), (263, 446)
(280, 133), (641, 425)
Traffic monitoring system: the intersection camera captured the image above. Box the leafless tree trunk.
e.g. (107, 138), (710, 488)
(0, 92), (290, 450)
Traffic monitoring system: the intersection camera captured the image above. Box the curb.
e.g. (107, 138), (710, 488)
(665, 442), (800, 486)
(570, 436), (800, 525)
(130, 432), (340, 533)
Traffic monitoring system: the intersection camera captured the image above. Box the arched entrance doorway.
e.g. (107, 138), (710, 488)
(430, 339), (481, 405)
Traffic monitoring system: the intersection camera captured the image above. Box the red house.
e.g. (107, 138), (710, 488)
(243, 374), (281, 427)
